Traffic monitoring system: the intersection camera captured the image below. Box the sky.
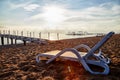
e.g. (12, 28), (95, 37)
(0, 0), (120, 33)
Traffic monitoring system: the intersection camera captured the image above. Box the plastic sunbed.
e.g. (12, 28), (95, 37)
(36, 32), (114, 75)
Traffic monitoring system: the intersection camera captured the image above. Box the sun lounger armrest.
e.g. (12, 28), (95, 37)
(74, 44), (91, 51)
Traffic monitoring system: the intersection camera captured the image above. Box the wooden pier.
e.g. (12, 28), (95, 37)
(0, 34), (46, 46)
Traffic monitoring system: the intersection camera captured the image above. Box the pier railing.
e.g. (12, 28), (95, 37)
(0, 30), (60, 40)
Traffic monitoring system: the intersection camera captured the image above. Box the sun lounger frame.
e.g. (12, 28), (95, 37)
(36, 32), (114, 75)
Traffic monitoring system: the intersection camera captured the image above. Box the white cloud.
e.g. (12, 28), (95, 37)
(23, 4), (40, 12)
(57, 3), (120, 33)
(29, 13), (44, 20)
(9, 1), (31, 10)
(112, 5), (120, 14)
(28, 3), (120, 23)
(64, 3), (120, 22)
(29, 5), (67, 20)
(8, 1), (40, 12)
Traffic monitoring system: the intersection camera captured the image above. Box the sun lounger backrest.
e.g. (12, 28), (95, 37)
(84, 32), (115, 58)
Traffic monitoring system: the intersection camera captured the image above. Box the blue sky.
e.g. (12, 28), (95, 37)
(0, 0), (120, 33)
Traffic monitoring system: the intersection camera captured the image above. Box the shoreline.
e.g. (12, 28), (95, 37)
(0, 34), (120, 80)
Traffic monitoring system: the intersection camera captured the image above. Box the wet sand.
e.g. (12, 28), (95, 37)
(0, 34), (120, 80)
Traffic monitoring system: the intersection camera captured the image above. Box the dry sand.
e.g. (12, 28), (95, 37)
(0, 34), (120, 80)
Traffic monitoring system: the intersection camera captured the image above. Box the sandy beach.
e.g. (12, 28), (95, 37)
(0, 34), (120, 80)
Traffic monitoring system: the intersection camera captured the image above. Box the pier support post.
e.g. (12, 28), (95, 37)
(23, 40), (26, 46)
(48, 32), (50, 39)
(11, 38), (13, 45)
(39, 32), (41, 38)
(33, 32), (35, 37)
(3, 30), (5, 34)
(30, 32), (31, 37)
(8, 30), (10, 34)
(27, 31), (29, 37)
(1, 37), (4, 45)
(21, 31), (23, 36)
(15, 39), (17, 44)
(57, 33), (59, 40)
(17, 31), (18, 35)
(7, 38), (9, 44)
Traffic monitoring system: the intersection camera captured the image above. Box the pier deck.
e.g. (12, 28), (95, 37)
(0, 34), (46, 45)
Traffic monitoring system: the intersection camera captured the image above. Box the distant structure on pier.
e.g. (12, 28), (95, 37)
(66, 31), (88, 35)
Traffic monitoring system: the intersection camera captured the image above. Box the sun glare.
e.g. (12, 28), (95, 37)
(43, 6), (66, 24)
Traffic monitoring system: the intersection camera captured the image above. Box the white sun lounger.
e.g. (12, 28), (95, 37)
(36, 32), (114, 75)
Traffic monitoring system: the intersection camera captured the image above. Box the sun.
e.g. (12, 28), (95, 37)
(43, 5), (66, 24)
